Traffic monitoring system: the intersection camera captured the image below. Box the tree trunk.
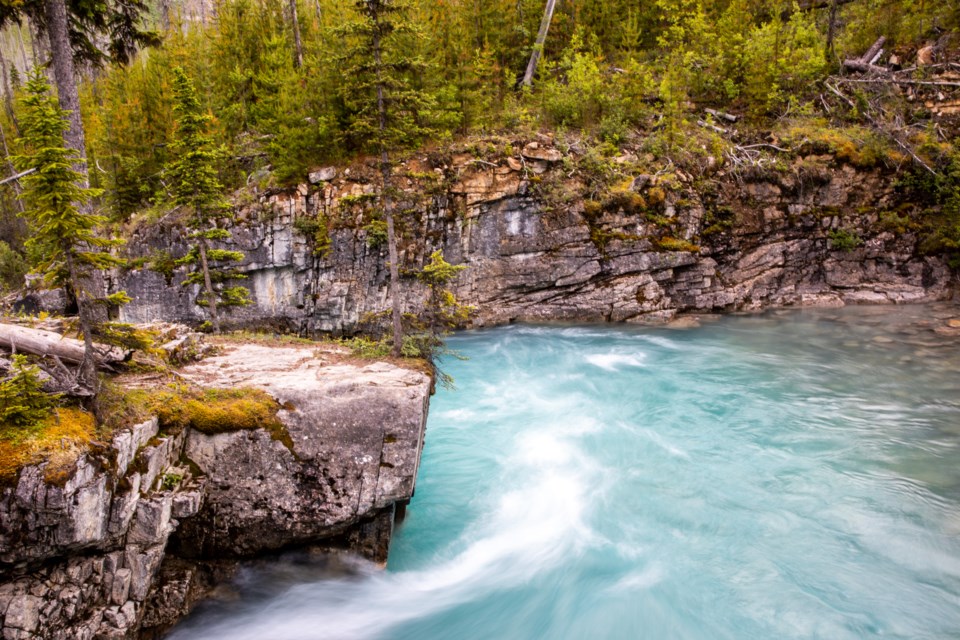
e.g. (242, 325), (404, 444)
(63, 250), (100, 391)
(521, 0), (557, 87)
(289, 0), (304, 69)
(0, 323), (127, 366)
(371, 6), (404, 358)
(0, 49), (20, 135)
(0, 123), (25, 214)
(825, 0), (839, 60)
(42, 0), (87, 185)
(197, 238), (221, 333)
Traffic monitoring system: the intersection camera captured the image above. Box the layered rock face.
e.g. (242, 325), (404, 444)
(117, 146), (952, 333)
(171, 345), (430, 560)
(0, 418), (201, 639)
(0, 347), (430, 639)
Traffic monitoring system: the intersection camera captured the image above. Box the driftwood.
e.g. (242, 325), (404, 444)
(0, 323), (128, 368)
(843, 36), (887, 73)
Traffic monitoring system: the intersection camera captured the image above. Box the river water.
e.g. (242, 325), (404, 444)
(168, 305), (960, 640)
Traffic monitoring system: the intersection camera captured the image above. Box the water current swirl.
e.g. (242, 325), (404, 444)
(168, 305), (960, 639)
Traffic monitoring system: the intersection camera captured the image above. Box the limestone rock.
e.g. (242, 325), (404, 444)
(113, 145), (951, 335)
(308, 167), (337, 184)
(521, 142), (562, 162)
(173, 345), (431, 558)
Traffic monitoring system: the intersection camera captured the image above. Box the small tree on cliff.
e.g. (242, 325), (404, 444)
(415, 250), (472, 387)
(14, 70), (126, 391)
(335, 0), (434, 356)
(167, 67), (250, 333)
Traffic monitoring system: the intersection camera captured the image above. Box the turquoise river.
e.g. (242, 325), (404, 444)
(168, 305), (960, 639)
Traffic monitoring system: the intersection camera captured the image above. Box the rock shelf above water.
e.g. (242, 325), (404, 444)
(0, 344), (431, 640)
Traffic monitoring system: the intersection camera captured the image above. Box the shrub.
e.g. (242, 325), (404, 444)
(828, 229), (864, 251)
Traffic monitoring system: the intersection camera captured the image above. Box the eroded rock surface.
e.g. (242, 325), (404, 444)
(0, 419), (204, 639)
(116, 150), (953, 334)
(171, 345), (430, 558)
(0, 346), (430, 639)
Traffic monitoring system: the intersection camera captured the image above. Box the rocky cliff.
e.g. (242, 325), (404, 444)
(116, 139), (953, 333)
(0, 346), (430, 639)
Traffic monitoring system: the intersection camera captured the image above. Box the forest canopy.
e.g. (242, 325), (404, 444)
(0, 0), (956, 225)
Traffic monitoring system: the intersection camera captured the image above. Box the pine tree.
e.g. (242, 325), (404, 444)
(335, 0), (435, 357)
(0, 355), (58, 430)
(14, 70), (125, 390)
(167, 67), (250, 333)
(415, 249), (471, 388)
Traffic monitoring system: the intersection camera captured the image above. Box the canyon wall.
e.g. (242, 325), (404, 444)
(116, 141), (953, 333)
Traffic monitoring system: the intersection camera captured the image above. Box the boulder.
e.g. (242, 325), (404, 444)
(308, 167), (337, 184)
(173, 344), (431, 559)
(521, 142), (562, 162)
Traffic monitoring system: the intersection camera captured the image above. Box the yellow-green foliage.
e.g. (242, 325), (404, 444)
(656, 237), (701, 253)
(604, 189), (647, 215)
(0, 407), (97, 484)
(779, 119), (899, 168)
(101, 383), (287, 442)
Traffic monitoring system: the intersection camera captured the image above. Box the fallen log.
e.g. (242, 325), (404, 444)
(861, 36), (886, 65)
(697, 119), (729, 135)
(843, 36), (887, 73)
(705, 108), (738, 123)
(0, 323), (129, 367)
(842, 59), (887, 74)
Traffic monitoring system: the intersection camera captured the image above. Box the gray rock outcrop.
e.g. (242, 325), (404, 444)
(116, 148), (954, 334)
(0, 418), (203, 639)
(171, 344), (430, 560)
(0, 346), (431, 639)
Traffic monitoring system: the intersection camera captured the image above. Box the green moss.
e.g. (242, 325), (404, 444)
(0, 407), (98, 486)
(589, 228), (640, 255)
(702, 205), (736, 236)
(654, 237), (701, 252)
(101, 383), (294, 452)
(878, 211), (916, 235)
(603, 189), (646, 215)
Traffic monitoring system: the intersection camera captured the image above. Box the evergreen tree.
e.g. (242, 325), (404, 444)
(415, 249), (471, 388)
(14, 69), (125, 390)
(167, 67), (250, 333)
(335, 0), (435, 357)
(0, 355), (57, 430)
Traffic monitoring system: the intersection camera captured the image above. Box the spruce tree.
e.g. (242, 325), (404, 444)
(14, 70), (125, 390)
(335, 0), (435, 357)
(167, 67), (250, 333)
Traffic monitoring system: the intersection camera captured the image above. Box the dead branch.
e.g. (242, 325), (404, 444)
(843, 36), (888, 73)
(739, 143), (790, 153)
(697, 120), (729, 135)
(705, 108), (738, 123)
(837, 77), (960, 88)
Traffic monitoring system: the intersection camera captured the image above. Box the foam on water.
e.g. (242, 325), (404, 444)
(168, 307), (960, 640)
(584, 352), (646, 371)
